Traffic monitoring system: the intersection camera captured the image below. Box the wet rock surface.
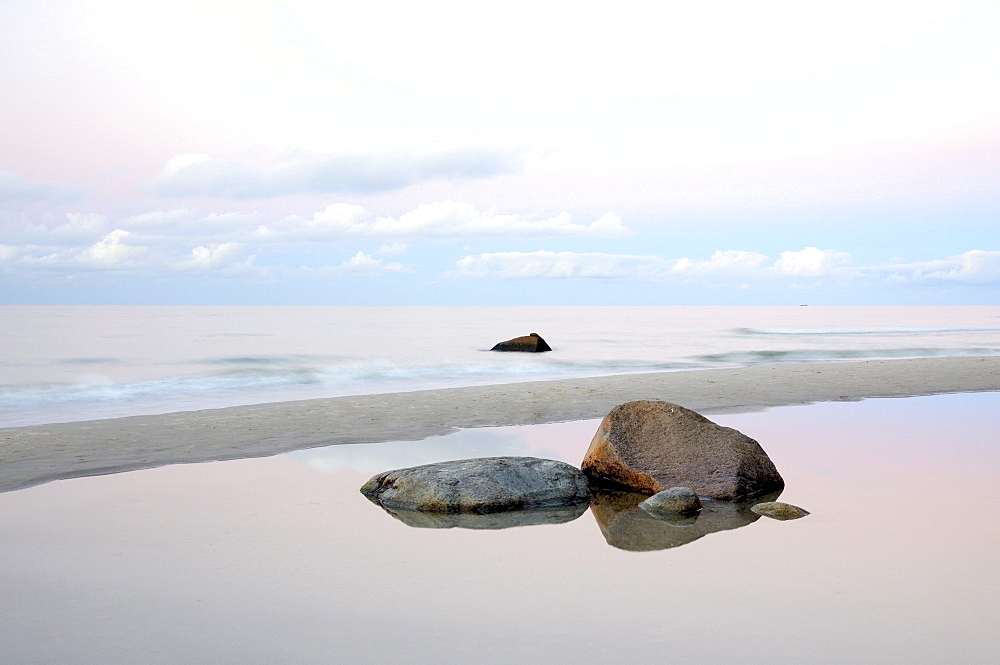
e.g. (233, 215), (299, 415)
(490, 332), (552, 352)
(360, 456), (592, 513)
(751, 501), (810, 520)
(639, 487), (702, 516)
(582, 400), (784, 500)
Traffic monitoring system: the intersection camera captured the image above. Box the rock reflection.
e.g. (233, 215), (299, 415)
(363, 488), (785, 546)
(373, 501), (590, 530)
(590, 490), (783, 551)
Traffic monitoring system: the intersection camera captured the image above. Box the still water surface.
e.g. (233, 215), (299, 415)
(1, 393), (998, 663)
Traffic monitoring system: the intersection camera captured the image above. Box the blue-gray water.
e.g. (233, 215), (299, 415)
(3, 305), (1000, 426)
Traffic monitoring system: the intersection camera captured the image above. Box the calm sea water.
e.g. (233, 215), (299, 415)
(2, 305), (1000, 427)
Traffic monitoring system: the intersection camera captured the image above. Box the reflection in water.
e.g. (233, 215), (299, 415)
(2, 394), (999, 664)
(362, 483), (783, 549)
(590, 490), (782, 551)
(372, 501), (591, 530)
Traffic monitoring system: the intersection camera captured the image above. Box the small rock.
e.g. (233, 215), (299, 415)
(581, 400), (784, 501)
(490, 332), (552, 352)
(639, 487), (702, 516)
(751, 501), (810, 520)
(360, 456), (592, 513)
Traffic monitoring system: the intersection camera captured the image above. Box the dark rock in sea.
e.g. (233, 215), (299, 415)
(360, 456), (592, 513)
(591, 489), (782, 551)
(751, 501), (810, 520)
(581, 400), (784, 501)
(490, 332), (552, 352)
(639, 486), (702, 516)
(376, 502), (590, 530)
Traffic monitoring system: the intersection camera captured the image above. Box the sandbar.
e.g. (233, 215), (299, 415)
(1, 356), (999, 493)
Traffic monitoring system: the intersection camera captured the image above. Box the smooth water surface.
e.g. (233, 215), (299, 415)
(1, 393), (998, 664)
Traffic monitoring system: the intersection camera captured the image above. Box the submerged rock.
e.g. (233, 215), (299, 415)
(490, 332), (552, 352)
(360, 456), (592, 513)
(639, 487), (702, 516)
(581, 400), (784, 501)
(751, 501), (810, 520)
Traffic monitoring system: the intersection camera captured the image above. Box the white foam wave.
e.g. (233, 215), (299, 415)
(735, 327), (1000, 336)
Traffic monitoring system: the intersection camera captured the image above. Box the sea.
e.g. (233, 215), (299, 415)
(2, 305), (1000, 428)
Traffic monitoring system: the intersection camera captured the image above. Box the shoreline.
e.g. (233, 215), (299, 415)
(2, 356), (1000, 493)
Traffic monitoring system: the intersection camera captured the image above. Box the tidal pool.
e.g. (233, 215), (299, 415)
(1, 393), (998, 664)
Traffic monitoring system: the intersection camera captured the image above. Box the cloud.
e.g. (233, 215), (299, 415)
(886, 250), (1000, 283)
(171, 243), (256, 273)
(76, 229), (146, 269)
(122, 208), (198, 230)
(450, 250), (669, 279)
(376, 242), (408, 256)
(318, 251), (408, 276)
(773, 247), (852, 277)
(451, 249), (773, 281)
(672, 250), (769, 276)
(154, 149), (520, 198)
(0, 170), (81, 203)
(261, 201), (630, 241)
(0, 245), (19, 263)
(17, 229), (147, 271)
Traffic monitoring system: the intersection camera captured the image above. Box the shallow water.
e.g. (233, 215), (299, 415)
(1, 393), (998, 663)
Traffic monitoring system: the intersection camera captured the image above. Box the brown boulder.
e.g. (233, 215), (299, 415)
(490, 332), (552, 352)
(581, 400), (784, 501)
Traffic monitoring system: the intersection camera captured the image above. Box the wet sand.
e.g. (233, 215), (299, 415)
(2, 356), (999, 492)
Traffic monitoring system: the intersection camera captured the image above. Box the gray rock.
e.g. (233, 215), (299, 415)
(639, 486), (702, 516)
(360, 456), (592, 513)
(751, 501), (810, 520)
(490, 332), (552, 352)
(581, 400), (784, 501)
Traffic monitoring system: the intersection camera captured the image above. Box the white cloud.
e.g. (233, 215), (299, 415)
(154, 149), (520, 198)
(0, 212), (111, 246)
(888, 250), (1000, 283)
(171, 243), (255, 273)
(262, 201), (629, 241)
(376, 242), (408, 256)
(774, 247), (852, 276)
(0, 245), (19, 263)
(673, 250), (769, 276)
(76, 229), (145, 269)
(320, 251), (408, 276)
(451, 250), (669, 279)
(56, 213), (107, 236)
(452, 249), (771, 281)
(123, 208), (197, 230)
(254, 204), (367, 241)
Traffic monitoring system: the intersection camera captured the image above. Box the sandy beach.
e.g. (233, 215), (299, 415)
(2, 355), (999, 493)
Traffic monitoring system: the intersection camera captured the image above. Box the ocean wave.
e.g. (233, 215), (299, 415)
(733, 326), (1000, 336)
(695, 347), (1000, 365)
(0, 357), (694, 427)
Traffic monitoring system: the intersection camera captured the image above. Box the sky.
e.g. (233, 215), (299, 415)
(1, 0), (998, 305)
